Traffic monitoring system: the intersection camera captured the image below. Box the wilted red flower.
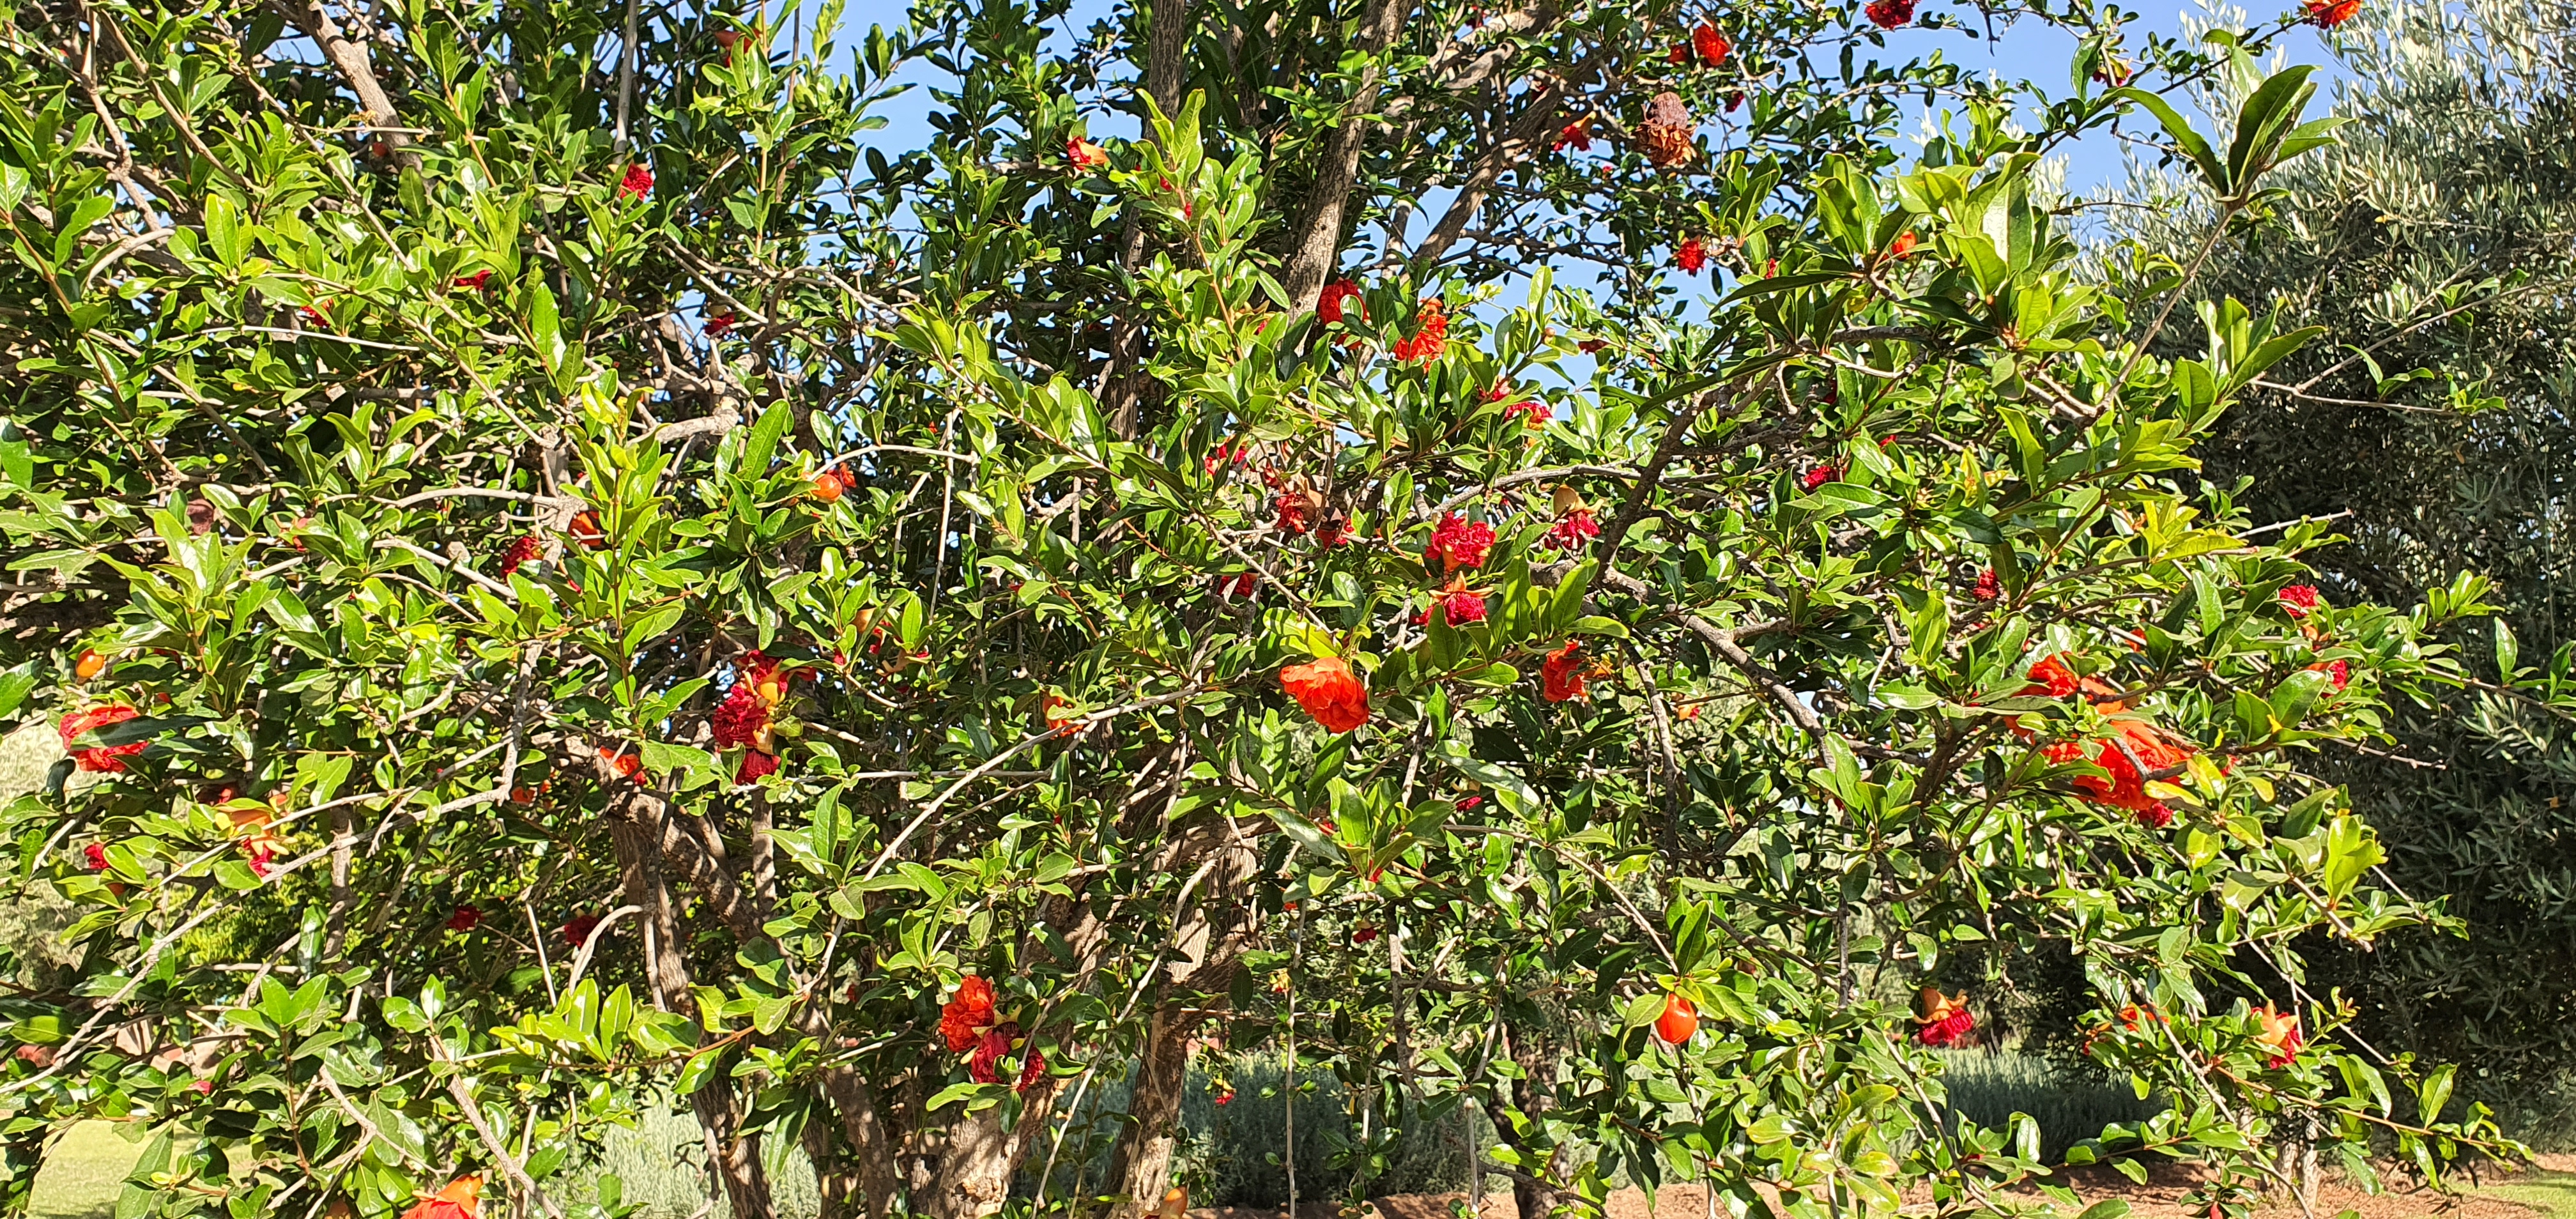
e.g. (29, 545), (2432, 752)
(1281, 657), (1370, 733)
(1436, 578), (1487, 627)
(1640, 91), (1695, 169)
(13, 1044), (52, 1069)
(1066, 137), (1108, 169)
(1541, 641), (1587, 703)
(736, 750), (780, 784)
(83, 843), (108, 871)
(562, 913), (602, 947)
(619, 162), (654, 199)
(59, 706), (146, 773)
(2279, 584), (2321, 618)
(1865, 0), (1916, 27)
(1427, 513), (1496, 573)
(1690, 22), (1731, 66)
(704, 312), (736, 337)
(454, 270), (493, 291)
(1315, 517), (1353, 549)
(1577, 338), (1607, 353)
(1917, 988), (1974, 1046)
(445, 904), (482, 932)
(1800, 464), (1838, 491)
(1392, 299), (1449, 362)
(2302, 0), (2358, 26)
(1551, 121), (1591, 153)
(1675, 236), (1707, 274)
(498, 535), (541, 576)
(2253, 1003), (2303, 1066)
(1317, 278), (1363, 324)
(1973, 567), (2000, 602)
(941, 976), (999, 1052)
(1547, 509), (1600, 551)
(1276, 494), (1312, 536)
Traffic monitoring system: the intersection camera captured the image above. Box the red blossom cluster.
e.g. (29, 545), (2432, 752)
(1972, 567), (2000, 602)
(1318, 279), (1363, 324)
(1426, 513), (1496, 574)
(619, 162), (654, 199)
(1433, 578), (1487, 627)
(59, 705), (146, 773)
(498, 534), (542, 577)
(1864, 0), (1916, 27)
(1392, 299), (1448, 362)
(704, 312), (737, 337)
(83, 843), (109, 871)
(1675, 236), (1707, 274)
(563, 913), (602, 947)
(1547, 508), (1600, 550)
(1800, 463), (1838, 491)
(1551, 121), (1591, 153)
(2278, 583), (2322, 618)
(711, 650), (797, 783)
(2022, 656), (2196, 827)
(1670, 22), (1731, 66)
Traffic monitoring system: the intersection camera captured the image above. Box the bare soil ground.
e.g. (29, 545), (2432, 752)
(1188, 1155), (2576, 1219)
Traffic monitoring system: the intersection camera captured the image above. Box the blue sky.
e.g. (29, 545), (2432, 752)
(848, 0), (2354, 196)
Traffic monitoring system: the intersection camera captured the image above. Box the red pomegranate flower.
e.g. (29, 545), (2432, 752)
(1541, 641), (1587, 703)
(2313, 658), (2350, 690)
(2024, 656), (2080, 699)
(1690, 22), (1731, 66)
(1427, 513), (1496, 574)
(619, 162), (654, 199)
(1318, 279), (1363, 324)
(1675, 236), (1707, 274)
(498, 534), (541, 576)
(1889, 231), (1919, 258)
(1315, 517), (1353, 549)
(1972, 567), (2000, 602)
(59, 705), (146, 773)
(1352, 924), (1379, 944)
(2055, 720), (2195, 826)
(454, 270), (493, 291)
(1392, 299), (1449, 362)
(1916, 988), (1974, 1046)
(1067, 137), (1108, 169)
(704, 312), (736, 337)
(1455, 794), (1483, 812)
(2279, 584), (2321, 618)
(1505, 398), (1549, 428)
(401, 1177), (484, 1219)
(567, 510), (608, 549)
(1551, 121), (1591, 153)
(1547, 508), (1601, 550)
(2302, 0), (2358, 26)
(1800, 464), (1838, 491)
(83, 843), (108, 871)
(968, 1023), (1045, 1092)
(2253, 1003), (2303, 1066)
(562, 913), (602, 947)
(711, 652), (779, 750)
(1436, 578), (1487, 627)
(1281, 657), (1370, 733)
(941, 976), (999, 1052)
(736, 749), (780, 784)
(1865, 0), (1916, 27)
(446, 903), (482, 931)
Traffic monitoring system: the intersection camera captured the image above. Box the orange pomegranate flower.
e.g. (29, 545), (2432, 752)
(60, 705), (148, 772)
(1281, 657), (1370, 733)
(940, 976), (999, 1052)
(401, 1174), (482, 1219)
(1540, 641), (1586, 703)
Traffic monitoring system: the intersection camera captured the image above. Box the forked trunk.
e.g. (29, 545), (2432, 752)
(922, 1080), (1061, 1219)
